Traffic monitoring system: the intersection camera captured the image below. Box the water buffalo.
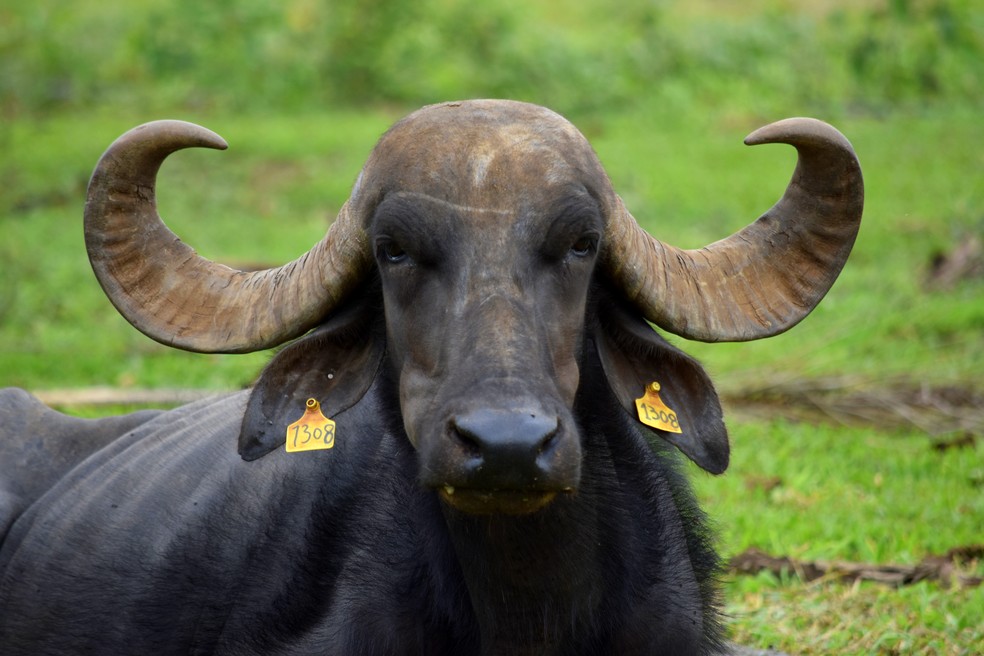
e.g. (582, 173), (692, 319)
(0, 100), (863, 655)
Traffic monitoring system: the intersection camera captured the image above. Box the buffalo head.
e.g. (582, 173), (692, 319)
(84, 100), (863, 514)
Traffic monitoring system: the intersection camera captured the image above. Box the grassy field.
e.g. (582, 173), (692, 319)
(2, 0), (982, 653)
(695, 420), (982, 654)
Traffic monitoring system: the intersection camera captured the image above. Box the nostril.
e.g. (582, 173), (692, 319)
(535, 420), (560, 455)
(448, 419), (483, 458)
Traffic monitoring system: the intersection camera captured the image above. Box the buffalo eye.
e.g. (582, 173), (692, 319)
(378, 240), (409, 264)
(569, 235), (597, 258)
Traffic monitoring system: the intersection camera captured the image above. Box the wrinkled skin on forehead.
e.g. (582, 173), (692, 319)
(355, 102), (614, 513)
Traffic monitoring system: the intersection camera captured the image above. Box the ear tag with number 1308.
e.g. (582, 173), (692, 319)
(286, 398), (336, 453)
(635, 382), (682, 434)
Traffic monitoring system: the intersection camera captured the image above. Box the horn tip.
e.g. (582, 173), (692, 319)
(743, 117), (852, 152)
(125, 119), (228, 152)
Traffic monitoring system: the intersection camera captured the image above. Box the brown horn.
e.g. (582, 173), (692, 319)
(84, 120), (371, 354)
(603, 117), (863, 342)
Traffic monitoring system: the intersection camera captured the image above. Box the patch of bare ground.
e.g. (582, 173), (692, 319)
(721, 376), (984, 438)
(926, 233), (984, 291)
(730, 545), (984, 590)
(726, 645), (788, 656)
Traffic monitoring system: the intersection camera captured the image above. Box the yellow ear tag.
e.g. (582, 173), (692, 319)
(635, 382), (682, 434)
(285, 398), (336, 453)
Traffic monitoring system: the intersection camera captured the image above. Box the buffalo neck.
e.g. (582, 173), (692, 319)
(440, 493), (609, 656)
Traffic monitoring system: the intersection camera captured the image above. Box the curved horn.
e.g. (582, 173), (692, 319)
(603, 117), (863, 342)
(84, 120), (371, 354)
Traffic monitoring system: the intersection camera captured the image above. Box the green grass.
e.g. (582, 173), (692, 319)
(693, 419), (983, 654)
(726, 578), (982, 655)
(695, 420), (983, 564)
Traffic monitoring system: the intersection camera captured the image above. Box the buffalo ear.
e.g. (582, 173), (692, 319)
(239, 292), (384, 461)
(592, 296), (729, 474)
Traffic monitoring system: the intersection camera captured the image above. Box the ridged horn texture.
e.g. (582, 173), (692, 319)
(603, 117), (864, 342)
(84, 120), (371, 354)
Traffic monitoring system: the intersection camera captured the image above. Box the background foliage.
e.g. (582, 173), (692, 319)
(2, 0), (982, 117)
(1, 1), (982, 653)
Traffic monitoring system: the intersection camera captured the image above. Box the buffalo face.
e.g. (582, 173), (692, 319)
(361, 107), (613, 514)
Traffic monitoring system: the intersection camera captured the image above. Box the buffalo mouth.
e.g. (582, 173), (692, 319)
(437, 486), (568, 515)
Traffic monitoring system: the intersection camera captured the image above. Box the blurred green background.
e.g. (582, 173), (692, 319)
(3, 0), (982, 117)
(1, 1), (982, 653)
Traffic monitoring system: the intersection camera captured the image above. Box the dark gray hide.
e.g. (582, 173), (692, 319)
(0, 388), (161, 540)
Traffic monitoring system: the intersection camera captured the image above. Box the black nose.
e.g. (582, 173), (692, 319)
(450, 409), (561, 489)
